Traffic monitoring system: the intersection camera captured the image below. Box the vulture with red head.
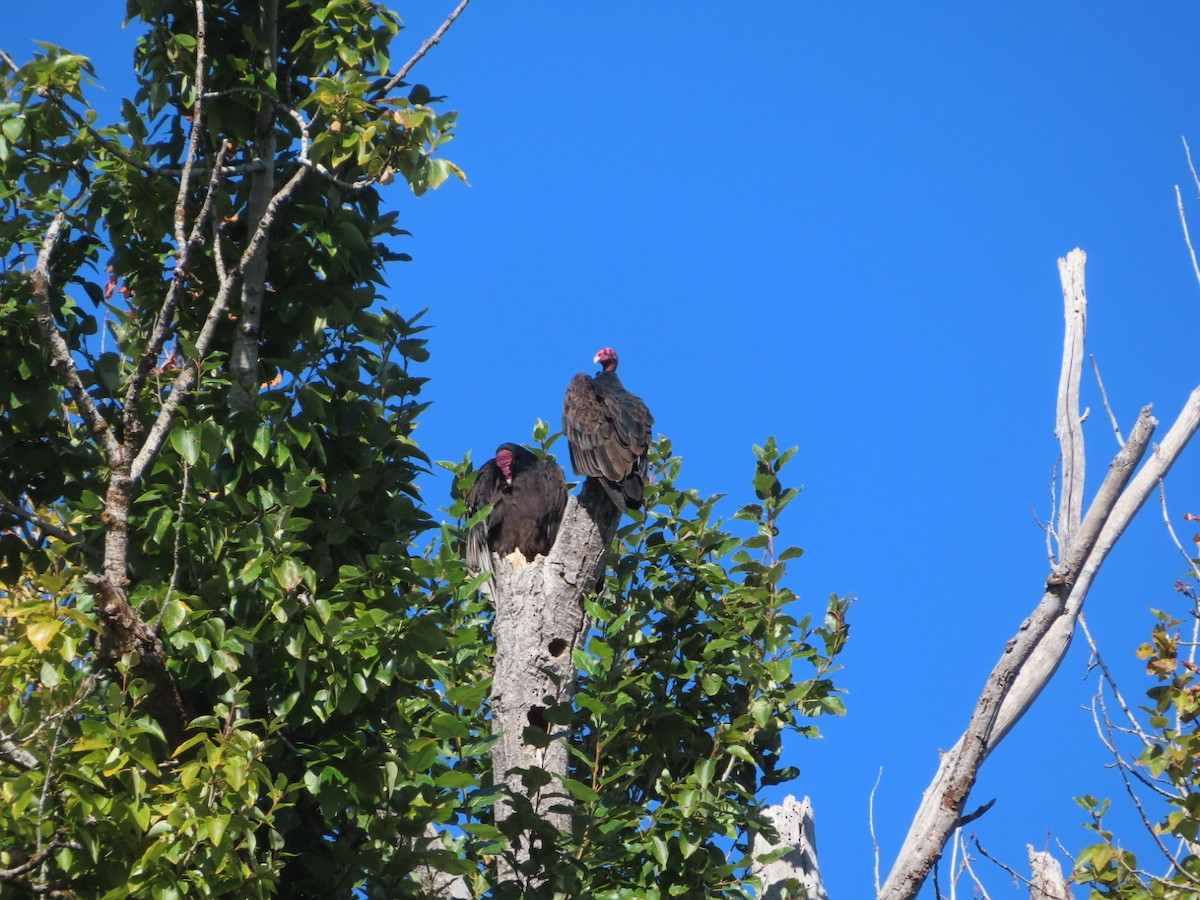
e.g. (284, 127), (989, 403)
(466, 443), (568, 576)
(563, 347), (654, 510)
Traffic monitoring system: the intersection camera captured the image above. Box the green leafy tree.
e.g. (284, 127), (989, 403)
(0, 4), (849, 897)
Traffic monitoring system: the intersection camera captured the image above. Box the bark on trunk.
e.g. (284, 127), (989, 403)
(750, 795), (828, 900)
(228, 0), (278, 413)
(488, 478), (619, 871)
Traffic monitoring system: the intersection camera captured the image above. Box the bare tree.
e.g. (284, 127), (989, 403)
(879, 249), (1200, 898)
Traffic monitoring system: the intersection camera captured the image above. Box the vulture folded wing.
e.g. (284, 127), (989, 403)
(564, 373), (626, 482)
(465, 460), (504, 576)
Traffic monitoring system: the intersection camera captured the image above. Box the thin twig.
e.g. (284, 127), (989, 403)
(130, 163), (310, 483)
(1089, 354), (1125, 447)
(870, 766), (883, 896)
(1175, 184), (1200, 290)
(173, 0), (209, 250)
(958, 834), (992, 900)
(1185, 137), (1200, 196)
(972, 839), (1031, 890)
(1079, 614), (1153, 745)
(378, 0), (472, 97)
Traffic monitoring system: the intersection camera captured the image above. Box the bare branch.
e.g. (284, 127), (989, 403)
(378, 0), (472, 98)
(870, 767), (884, 896)
(173, 0), (209, 251)
(1055, 248), (1087, 557)
(123, 140), (231, 439)
(1089, 355), (1125, 447)
(1175, 184), (1200, 290)
(0, 831), (80, 882)
(130, 163), (309, 483)
(30, 214), (122, 466)
(880, 248), (1200, 900)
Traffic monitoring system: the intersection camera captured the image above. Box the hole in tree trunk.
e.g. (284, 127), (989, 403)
(547, 637), (567, 657)
(527, 705), (548, 732)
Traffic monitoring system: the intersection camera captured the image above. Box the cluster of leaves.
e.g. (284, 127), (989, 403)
(1073, 597), (1200, 897)
(439, 436), (852, 899)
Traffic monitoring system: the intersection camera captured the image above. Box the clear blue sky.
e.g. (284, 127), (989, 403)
(9, 3), (1200, 895)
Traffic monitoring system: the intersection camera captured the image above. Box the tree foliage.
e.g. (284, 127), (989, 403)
(0, 5), (848, 897)
(1073, 585), (1200, 897)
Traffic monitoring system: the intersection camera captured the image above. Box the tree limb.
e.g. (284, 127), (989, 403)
(1055, 248), (1087, 557)
(377, 0), (472, 98)
(879, 250), (1200, 899)
(0, 733), (38, 771)
(30, 214), (122, 467)
(130, 163), (309, 484)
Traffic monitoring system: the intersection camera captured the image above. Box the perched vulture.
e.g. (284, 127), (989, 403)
(466, 443), (568, 576)
(562, 347), (654, 509)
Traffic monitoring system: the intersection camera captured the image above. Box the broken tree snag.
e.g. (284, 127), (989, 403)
(1027, 846), (1073, 900)
(750, 795), (828, 900)
(488, 477), (620, 867)
(878, 250), (1200, 900)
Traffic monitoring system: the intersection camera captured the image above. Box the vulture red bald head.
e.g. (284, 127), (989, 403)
(562, 347), (654, 509)
(466, 443), (567, 578)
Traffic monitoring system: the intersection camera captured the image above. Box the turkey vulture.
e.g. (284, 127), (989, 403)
(562, 347), (654, 510)
(466, 443), (568, 576)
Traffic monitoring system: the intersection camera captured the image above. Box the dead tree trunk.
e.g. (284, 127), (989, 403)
(488, 478), (619, 872)
(879, 249), (1200, 898)
(750, 795), (828, 900)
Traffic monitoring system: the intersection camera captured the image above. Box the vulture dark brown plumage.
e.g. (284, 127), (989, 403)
(466, 443), (568, 576)
(562, 347), (654, 510)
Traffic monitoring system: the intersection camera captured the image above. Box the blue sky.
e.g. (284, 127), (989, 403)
(9, 2), (1200, 895)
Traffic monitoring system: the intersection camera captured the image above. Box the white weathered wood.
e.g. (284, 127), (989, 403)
(1055, 249), (1088, 554)
(879, 250), (1200, 900)
(751, 795), (828, 900)
(1028, 846), (1072, 899)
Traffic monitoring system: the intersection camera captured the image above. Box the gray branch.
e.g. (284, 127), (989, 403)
(880, 249), (1200, 899)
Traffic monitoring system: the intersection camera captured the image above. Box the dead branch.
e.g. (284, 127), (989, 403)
(879, 249), (1200, 899)
(1027, 847), (1072, 899)
(1054, 249), (1087, 558)
(1089, 355), (1125, 447)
